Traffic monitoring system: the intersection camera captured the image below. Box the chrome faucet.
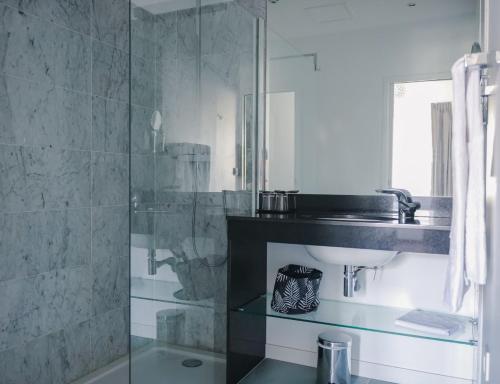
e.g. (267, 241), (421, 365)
(147, 248), (175, 275)
(376, 188), (421, 223)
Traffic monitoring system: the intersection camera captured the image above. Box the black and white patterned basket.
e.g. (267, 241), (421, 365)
(271, 264), (322, 315)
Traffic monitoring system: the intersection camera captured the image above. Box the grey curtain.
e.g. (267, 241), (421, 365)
(431, 102), (453, 196)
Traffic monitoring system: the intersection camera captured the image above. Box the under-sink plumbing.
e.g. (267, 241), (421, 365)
(343, 265), (365, 297)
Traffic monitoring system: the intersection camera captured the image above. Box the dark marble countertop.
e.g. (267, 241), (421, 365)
(227, 211), (451, 231)
(227, 210), (451, 255)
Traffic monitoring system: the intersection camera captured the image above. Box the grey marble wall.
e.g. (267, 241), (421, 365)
(0, 0), (130, 382)
(236, 0), (267, 19)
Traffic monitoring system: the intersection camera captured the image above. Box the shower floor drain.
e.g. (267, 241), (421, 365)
(182, 359), (203, 368)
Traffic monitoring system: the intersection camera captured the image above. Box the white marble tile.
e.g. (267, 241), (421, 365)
(0, 75), (91, 149)
(131, 55), (155, 108)
(90, 307), (129, 370)
(0, 267), (91, 352)
(0, 145), (91, 212)
(91, 0), (129, 51)
(91, 152), (129, 206)
(0, 4), (91, 92)
(0, 320), (92, 384)
(0, 209), (91, 283)
(0, 0), (91, 35)
(92, 96), (129, 153)
(91, 40), (129, 102)
(91, 251), (129, 316)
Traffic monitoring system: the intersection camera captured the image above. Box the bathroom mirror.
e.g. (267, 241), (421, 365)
(265, 0), (480, 196)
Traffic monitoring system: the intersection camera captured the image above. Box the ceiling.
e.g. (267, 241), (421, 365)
(268, 0), (478, 40)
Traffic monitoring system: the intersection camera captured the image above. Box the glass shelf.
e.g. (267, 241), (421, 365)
(239, 358), (393, 384)
(235, 294), (477, 346)
(131, 277), (214, 309)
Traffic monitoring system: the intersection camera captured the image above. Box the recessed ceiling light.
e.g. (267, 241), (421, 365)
(269, 0), (279, 3)
(408, 2), (416, 6)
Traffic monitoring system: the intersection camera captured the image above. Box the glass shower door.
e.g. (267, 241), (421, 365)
(130, 1), (262, 383)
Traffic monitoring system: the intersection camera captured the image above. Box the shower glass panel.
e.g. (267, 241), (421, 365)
(130, 1), (262, 383)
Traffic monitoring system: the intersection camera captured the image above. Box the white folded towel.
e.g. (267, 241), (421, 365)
(445, 57), (487, 312)
(464, 65), (487, 285)
(445, 58), (469, 312)
(395, 309), (466, 337)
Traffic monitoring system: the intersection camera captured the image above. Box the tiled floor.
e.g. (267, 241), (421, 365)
(240, 359), (395, 384)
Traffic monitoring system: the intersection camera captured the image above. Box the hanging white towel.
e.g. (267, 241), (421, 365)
(445, 58), (488, 312)
(465, 66), (487, 285)
(444, 58), (469, 312)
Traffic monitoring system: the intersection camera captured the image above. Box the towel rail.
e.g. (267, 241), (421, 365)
(464, 50), (500, 68)
(464, 50), (500, 129)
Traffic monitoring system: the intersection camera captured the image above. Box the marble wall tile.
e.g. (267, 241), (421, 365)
(154, 56), (177, 131)
(0, 276), (38, 340)
(0, 5), (91, 92)
(131, 31), (155, 62)
(92, 206), (129, 265)
(0, 0), (91, 35)
(132, 6), (154, 41)
(131, 6), (155, 61)
(154, 154), (180, 194)
(91, 0), (129, 51)
(131, 154), (155, 200)
(0, 267), (91, 352)
(41, 209), (91, 271)
(200, 2), (237, 57)
(0, 145), (91, 212)
(34, 267), (92, 338)
(131, 55), (155, 108)
(0, 75), (91, 149)
(0, 0), (131, 377)
(174, 57), (198, 136)
(92, 96), (129, 154)
(154, 211), (192, 255)
(91, 252), (129, 316)
(0, 320), (91, 384)
(177, 8), (197, 59)
(92, 40), (129, 102)
(0, 213), (32, 282)
(131, 104), (154, 154)
(0, 209), (91, 282)
(90, 306), (129, 370)
(131, 211), (154, 236)
(236, 0), (266, 19)
(46, 320), (92, 383)
(156, 307), (215, 351)
(91, 152), (129, 206)
(155, 11), (177, 63)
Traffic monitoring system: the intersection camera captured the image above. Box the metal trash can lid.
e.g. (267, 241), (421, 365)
(318, 331), (352, 349)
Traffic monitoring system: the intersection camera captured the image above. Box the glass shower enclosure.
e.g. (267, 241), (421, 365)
(129, 1), (264, 383)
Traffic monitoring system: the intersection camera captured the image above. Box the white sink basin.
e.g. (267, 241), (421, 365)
(304, 245), (399, 268)
(131, 233), (154, 249)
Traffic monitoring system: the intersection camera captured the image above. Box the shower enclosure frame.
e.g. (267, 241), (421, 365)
(128, 1), (267, 383)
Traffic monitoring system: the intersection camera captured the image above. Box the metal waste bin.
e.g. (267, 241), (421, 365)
(316, 331), (352, 384)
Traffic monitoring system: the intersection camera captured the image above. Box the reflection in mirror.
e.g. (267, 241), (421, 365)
(266, 0), (479, 196)
(391, 79), (453, 196)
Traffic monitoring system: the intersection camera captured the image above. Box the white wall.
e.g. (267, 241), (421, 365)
(268, 15), (477, 194)
(266, 244), (477, 383)
(266, 92), (296, 190)
(265, 15), (480, 382)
